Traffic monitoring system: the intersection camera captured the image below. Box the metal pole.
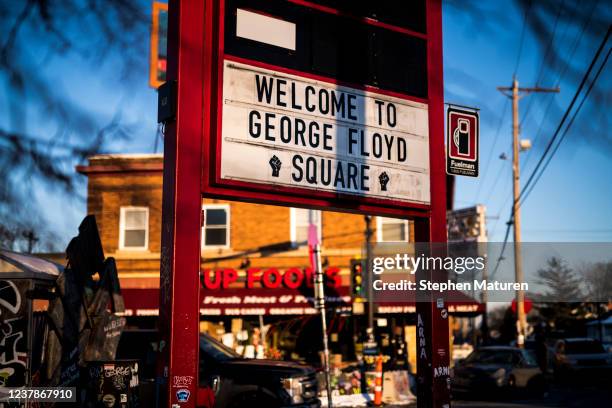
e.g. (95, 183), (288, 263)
(414, 2), (451, 406)
(479, 207), (489, 343)
(157, 1), (207, 406)
(313, 244), (333, 408)
(364, 215), (374, 335)
(497, 78), (558, 349)
(480, 255), (489, 343)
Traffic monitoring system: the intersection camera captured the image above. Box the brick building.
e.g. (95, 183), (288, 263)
(76, 153), (479, 366)
(76, 153), (414, 301)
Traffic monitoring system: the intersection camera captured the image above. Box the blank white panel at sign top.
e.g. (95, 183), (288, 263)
(236, 9), (296, 51)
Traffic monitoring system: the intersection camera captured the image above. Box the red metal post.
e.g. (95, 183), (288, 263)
(158, 1), (206, 407)
(415, 0), (451, 407)
(157, 2), (449, 408)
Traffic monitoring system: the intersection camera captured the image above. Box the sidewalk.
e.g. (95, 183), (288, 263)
(319, 393), (416, 407)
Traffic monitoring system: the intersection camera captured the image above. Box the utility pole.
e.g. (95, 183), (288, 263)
(308, 219), (333, 408)
(24, 230), (38, 254)
(480, 257), (489, 343)
(312, 243), (333, 408)
(498, 77), (558, 347)
(364, 215), (374, 336)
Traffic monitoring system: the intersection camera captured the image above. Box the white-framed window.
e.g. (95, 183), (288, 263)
(119, 206), (149, 250)
(290, 208), (322, 246)
(376, 217), (409, 242)
(202, 204), (230, 249)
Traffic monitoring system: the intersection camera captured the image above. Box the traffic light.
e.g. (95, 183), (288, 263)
(350, 259), (366, 302)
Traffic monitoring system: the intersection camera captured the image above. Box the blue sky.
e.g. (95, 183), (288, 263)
(443, 1), (611, 242)
(4, 0), (610, 246)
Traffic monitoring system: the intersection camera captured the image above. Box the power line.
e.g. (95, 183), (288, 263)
(488, 25), (611, 281)
(516, 26), (611, 207)
(481, 145), (511, 206)
(533, 0), (568, 86)
(522, 0), (600, 171)
(476, 0), (533, 204)
(474, 100), (509, 203)
(489, 216), (513, 280)
(513, 0), (534, 75)
(524, 228), (612, 233)
(519, 45), (610, 206)
(521, 0), (567, 125)
(476, 0), (542, 206)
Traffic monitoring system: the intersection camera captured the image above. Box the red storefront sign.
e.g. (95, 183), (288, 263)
(201, 267), (341, 290)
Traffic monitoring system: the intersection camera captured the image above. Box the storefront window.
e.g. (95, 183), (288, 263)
(119, 207), (149, 250)
(290, 208), (321, 246)
(376, 217), (409, 242)
(202, 205), (230, 248)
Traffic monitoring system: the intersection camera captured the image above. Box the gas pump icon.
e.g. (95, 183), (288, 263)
(453, 118), (470, 156)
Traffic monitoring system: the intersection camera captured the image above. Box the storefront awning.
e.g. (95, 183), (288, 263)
(121, 287), (483, 317)
(0, 249), (62, 281)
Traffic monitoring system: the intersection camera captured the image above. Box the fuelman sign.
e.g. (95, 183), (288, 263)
(220, 61), (431, 204)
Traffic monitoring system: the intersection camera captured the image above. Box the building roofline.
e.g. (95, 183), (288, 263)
(87, 153), (163, 160)
(76, 153), (164, 175)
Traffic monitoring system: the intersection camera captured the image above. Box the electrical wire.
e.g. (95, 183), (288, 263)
(513, 0), (534, 76)
(481, 0), (599, 212)
(521, 0), (567, 124)
(475, 0), (532, 204)
(473, 100), (509, 203)
(519, 45), (610, 207)
(481, 143), (512, 206)
(516, 26), (611, 207)
(522, 0), (600, 170)
(489, 216), (513, 280)
(487, 26), (611, 279)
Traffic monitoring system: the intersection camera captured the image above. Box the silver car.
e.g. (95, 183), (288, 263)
(452, 346), (546, 397)
(553, 338), (612, 379)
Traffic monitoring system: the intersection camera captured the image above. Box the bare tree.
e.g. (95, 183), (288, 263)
(0, 0), (149, 251)
(581, 261), (612, 303)
(446, 0), (611, 152)
(1, 0), (609, 251)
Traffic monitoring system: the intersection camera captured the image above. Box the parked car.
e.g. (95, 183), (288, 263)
(452, 346), (546, 397)
(510, 338), (555, 374)
(553, 338), (612, 380)
(116, 330), (321, 408)
(199, 333), (320, 407)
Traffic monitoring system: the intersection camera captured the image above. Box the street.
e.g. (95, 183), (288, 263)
(453, 383), (612, 408)
(323, 380), (612, 408)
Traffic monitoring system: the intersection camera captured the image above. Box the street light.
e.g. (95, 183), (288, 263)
(519, 139), (532, 152)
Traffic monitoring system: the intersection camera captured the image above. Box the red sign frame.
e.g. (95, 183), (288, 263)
(159, 1), (449, 407)
(200, 0), (436, 218)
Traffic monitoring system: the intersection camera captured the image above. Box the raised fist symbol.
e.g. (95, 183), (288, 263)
(269, 155), (282, 177)
(379, 172), (389, 191)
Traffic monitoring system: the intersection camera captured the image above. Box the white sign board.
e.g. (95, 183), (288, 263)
(220, 61), (430, 204)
